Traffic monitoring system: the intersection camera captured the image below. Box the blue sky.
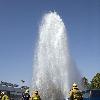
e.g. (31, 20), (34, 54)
(0, 0), (100, 86)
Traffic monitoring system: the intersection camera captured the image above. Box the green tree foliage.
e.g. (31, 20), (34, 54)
(82, 77), (90, 89)
(91, 73), (100, 89)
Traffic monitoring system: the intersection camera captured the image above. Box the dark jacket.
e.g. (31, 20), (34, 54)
(22, 93), (30, 100)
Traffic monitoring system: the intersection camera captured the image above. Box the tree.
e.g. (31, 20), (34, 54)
(91, 73), (100, 89)
(81, 77), (90, 89)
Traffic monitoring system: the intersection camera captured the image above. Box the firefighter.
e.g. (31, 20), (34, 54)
(0, 91), (3, 99)
(69, 83), (83, 100)
(31, 91), (41, 100)
(22, 89), (30, 100)
(1, 91), (9, 100)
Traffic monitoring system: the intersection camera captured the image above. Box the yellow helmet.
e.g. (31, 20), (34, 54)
(25, 89), (29, 93)
(73, 83), (77, 87)
(34, 90), (38, 94)
(1, 92), (5, 94)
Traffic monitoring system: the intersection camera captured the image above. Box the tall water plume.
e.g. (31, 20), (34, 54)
(32, 11), (82, 100)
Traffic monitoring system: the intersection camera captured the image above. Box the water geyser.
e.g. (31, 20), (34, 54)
(32, 11), (82, 100)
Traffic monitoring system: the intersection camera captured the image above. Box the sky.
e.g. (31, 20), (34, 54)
(0, 0), (100, 87)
